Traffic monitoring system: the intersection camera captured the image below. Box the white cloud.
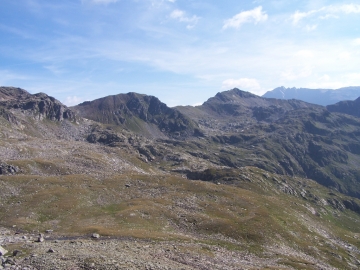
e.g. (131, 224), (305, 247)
(170, 9), (199, 29)
(319, 14), (339, 20)
(223, 6), (268, 29)
(222, 78), (263, 95)
(291, 4), (360, 25)
(354, 38), (360, 45)
(64, 96), (84, 106)
(291, 10), (316, 25)
(334, 4), (360, 14)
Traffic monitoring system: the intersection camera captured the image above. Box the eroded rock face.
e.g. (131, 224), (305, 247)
(0, 87), (76, 122)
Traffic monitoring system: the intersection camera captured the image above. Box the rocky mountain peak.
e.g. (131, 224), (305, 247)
(212, 88), (258, 103)
(0, 87), (76, 122)
(0, 87), (31, 102)
(74, 92), (200, 138)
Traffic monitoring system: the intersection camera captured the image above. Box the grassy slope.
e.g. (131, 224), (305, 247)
(1, 167), (360, 268)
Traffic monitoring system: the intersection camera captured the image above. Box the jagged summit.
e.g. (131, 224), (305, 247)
(0, 86), (76, 122)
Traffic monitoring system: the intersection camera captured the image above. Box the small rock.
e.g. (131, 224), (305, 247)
(0, 246), (8, 256)
(12, 250), (22, 257)
(91, 233), (100, 239)
(125, 184), (131, 188)
(5, 257), (15, 265)
(36, 234), (44, 242)
(45, 230), (53, 234)
(47, 248), (55, 253)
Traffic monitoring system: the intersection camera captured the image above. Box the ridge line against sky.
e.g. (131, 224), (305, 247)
(1, 0), (360, 106)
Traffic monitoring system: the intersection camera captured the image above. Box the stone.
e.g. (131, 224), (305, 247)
(36, 234), (44, 242)
(47, 248), (55, 253)
(12, 250), (21, 257)
(91, 233), (100, 239)
(5, 257), (15, 265)
(0, 246), (7, 256)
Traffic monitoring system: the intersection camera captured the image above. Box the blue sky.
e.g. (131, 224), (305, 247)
(1, 0), (360, 106)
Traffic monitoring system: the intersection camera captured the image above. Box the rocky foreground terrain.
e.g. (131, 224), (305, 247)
(1, 86), (360, 269)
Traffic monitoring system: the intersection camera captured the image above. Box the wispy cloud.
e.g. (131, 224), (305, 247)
(291, 10), (317, 25)
(291, 4), (360, 25)
(0, 70), (32, 85)
(223, 6), (268, 29)
(170, 9), (199, 29)
(64, 95), (84, 106)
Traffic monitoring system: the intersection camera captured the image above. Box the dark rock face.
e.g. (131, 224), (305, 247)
(263, 86), (360, 106)
(327, 96), (360, 118)
(73, 92), (199, 138)
(0, 87), (76, 122)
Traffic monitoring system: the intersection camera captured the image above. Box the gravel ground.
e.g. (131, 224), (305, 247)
(0, 227), (292, 270)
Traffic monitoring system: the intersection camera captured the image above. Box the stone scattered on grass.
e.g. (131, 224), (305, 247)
(91, 233), (100, 239)
(37, 234), (44, 243)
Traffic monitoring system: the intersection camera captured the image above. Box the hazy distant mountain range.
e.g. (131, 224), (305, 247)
(262, 86), (360, 106)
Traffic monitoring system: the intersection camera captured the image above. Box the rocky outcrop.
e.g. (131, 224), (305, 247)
(0, 87), (76, 122)
(86, 125), (126, 147)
